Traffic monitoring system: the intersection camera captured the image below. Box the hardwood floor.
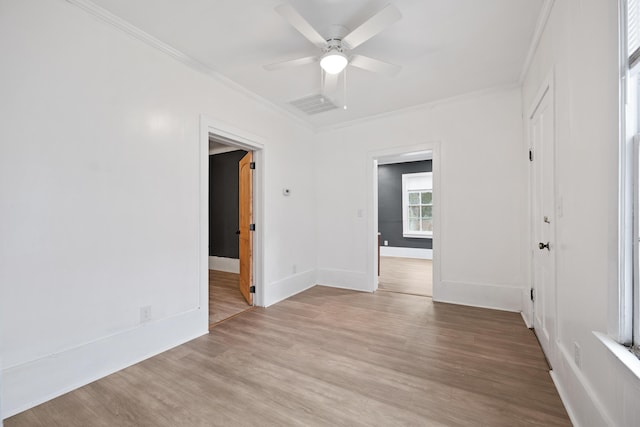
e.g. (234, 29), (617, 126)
(6, 286), (570, 427)
(209, 269), (251, 326)
(379, 256), (432, 296)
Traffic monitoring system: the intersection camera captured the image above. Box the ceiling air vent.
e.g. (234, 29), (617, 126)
(289, 94), (338, 115)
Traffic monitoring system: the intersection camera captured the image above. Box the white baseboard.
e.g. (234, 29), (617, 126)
(550, 371), (582, 427)
(2, 309), (207, 419)
(550, 343), (613, 427)
(520, 311), (532, 329)
(380, 247), (432, 259)
(433, 280), (522, 312)
(208, 256), (239, 273)
(264, 269), (317, 307)
(316, 268), (370, 292)
(520, 288), (533, 328)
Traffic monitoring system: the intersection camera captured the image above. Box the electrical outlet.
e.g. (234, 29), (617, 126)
(140, 305), (152, 323)
(384, 240), (389, 246)
(574, 342), (581, 368)
(292, 264), (297, 274)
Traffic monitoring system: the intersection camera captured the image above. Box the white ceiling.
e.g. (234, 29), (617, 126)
(88, 0), (544, 129)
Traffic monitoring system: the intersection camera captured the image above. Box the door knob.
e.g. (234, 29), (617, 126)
(538, 242), (550, 250)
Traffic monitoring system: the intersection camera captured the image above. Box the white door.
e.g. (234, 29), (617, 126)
(530, 86), (556, 367)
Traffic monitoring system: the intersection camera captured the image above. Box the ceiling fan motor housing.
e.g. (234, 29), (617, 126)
(324, 38), (346, 54)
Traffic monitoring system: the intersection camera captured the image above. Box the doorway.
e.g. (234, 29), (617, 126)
(529, 76), (557, 367)
(207, 140), (253, 326)
(200, 115), (265, 329)
(368, 145), (440, 298)
(377, 158), (433, 296)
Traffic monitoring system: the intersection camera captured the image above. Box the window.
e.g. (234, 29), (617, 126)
(621, 0), (640, 356)
(402, 172), (432, 238)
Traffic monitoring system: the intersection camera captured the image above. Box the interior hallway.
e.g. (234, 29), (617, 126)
(5, 286), (570, 426)
(209, 269), (251, 326)
(378, 256), (432, 296)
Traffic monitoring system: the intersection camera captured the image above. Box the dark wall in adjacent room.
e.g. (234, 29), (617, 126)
(378, 160), (432, 249)
(209, 150), (247, 258)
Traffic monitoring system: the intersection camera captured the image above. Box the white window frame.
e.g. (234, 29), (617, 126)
(402, 172), (433, 238)
(620, 0), (640, 355)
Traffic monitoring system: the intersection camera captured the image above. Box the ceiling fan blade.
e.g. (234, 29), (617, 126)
(342, 4), (401, 50)
(275, 4), (327, 49)
(263, 56), (318, 71)
(323, 71), (339, 94)
(350, 55), (401, 77)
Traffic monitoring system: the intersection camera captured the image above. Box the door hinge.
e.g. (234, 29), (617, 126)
(250, 162), (256, 170)
(529, 149), (533, 162)
(249, 223), (255, 231)
(530, 288), (535, 302)
(249, 285), (255, 293)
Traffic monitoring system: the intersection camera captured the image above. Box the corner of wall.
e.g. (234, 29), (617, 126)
(264, 269), (317, 307)
(2, 309), (207, 419)
(315, 268), (371, 293)
(550, 342), (614, 427)
(434, 281), (523, 312)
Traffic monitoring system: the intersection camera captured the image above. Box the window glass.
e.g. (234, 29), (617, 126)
(402, 172), (433, 237)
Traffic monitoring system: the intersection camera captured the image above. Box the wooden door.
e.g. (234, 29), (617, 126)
(531, 86), (556, 366)
(238, 151), (253, 305)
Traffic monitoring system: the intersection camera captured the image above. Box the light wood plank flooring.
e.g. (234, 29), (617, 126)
(6, 286), (570, 426)
(209, 269), (251, 326)
(379, 256), (432, 296)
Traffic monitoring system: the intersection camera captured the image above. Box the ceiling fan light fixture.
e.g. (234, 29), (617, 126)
(320, 51), (348, 74)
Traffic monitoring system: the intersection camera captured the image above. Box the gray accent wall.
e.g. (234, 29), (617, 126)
(209, 150), (248, 258)
(378, 160), (433, 249)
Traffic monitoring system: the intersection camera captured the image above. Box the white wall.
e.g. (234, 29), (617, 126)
(315, 87), (527, 311)
(0, 0), (316, 417)
(521, 0), (640, 425)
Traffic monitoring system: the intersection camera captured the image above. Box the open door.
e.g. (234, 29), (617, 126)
(238, 151), (253, 305)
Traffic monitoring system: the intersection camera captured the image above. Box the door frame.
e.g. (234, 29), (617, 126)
(527, 70), (558, 364)
(199, 115), (265, 313)
(366, 142), (441, 295)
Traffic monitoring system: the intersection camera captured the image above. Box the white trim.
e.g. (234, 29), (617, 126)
(519, 0), (556, 83)
(316, 268), (371, 293)
(65, 0), (313, 132)
(402, 232), (432, 239)
(377, 151), (432, 165)
(318, 83), (520, 133)
(549, 371), (582, 427)
(594, 331), (640, 380)
(208, 256), (240, 274)
(525, 68), (556, 337)
(434, 281), (522, 312)
(2, 309), (207, 418)
(550, 342), (615, 427)
(209, 145), (242, 156)
(263, 269), (317, 307)
(616, 0), (635, 345)
(380, 247), (432, 260)
(367, 143), (441, 296)
(520, 310), (532, 329)
(200, 115), (266, 307)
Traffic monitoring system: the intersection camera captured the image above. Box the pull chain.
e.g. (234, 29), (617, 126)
(343, 67), (348, 110)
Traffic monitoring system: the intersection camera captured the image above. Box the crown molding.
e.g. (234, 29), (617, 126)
(64, 0), (315, 132)
(316, 82), (521, 133)
(519, 0), (556, 84)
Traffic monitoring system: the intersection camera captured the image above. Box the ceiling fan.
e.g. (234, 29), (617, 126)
(264, 3), (402, 96)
